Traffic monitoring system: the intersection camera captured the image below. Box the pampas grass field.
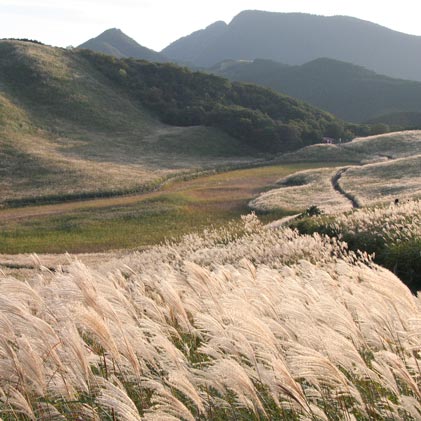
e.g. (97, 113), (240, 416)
(2, 39), (421, 421)
(252, 133), (421, 215)
(1, 211), (421, 420)
(249, 167), (354, 214)
(340, 155), (421, 206)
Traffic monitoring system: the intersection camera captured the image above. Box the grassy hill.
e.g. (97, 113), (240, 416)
(249, 166), (354, 214)
(0, 40), (248, 206)
(340, 155), (421, 206)
(211, 57), (421, 123)
(278, 130), (421, 163)
(0, 40), (361, 206)
(78, 28), (168, 62)
(251, 131), (421, 213)
(79, 49), (358, 151)
(162, 10), (421, 82)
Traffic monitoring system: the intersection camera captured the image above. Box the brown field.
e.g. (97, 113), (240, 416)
(0, 163), (341, 254)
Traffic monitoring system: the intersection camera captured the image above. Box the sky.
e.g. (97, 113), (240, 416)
(1, 0), (421, 51)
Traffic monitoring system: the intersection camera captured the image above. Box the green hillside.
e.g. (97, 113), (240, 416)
(0, 40), (360, 207)
(367, 111), (421, 129)
(0, 40), (250, 206)
(211, 57), (421, 123)
(80, 49), (362, 152)
(78, 28), (168, 62)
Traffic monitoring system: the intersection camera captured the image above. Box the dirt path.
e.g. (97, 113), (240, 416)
(0, 190), (166, 222)
(331, 168), (360, 208)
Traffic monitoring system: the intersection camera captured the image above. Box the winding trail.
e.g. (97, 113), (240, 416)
(331, 168), (360, 208)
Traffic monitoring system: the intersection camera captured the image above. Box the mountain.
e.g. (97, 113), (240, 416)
(162, 10), (421, 81)
(210, 57), (421, 122)
(0, 40), (355, 207)
(162, 21), (227, 65)
(367, 112), (421, 129)
(78, 28), (168, 62)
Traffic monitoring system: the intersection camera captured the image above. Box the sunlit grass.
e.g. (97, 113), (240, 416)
(0, 163), (345, 254)
(1, 215), (420, 419)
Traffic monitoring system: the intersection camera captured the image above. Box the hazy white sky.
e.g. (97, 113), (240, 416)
(1, 0), (420, 51)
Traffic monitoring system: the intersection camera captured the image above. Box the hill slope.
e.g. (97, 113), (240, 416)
(0, 40), (248, 206)
(211, 57), (421, 122)
(78, 28), (168, 62)
(0, 40), (351, 206)
(163, 10), (421, 81)
(251, 131), (421, 214)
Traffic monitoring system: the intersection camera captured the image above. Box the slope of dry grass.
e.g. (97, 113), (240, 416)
(252, 131), (421, 214)
(249, 166), (354, 214)
(277, 130), (421, 164)
(0, 41), (259, 207)
(0, 215), (421, 419)
(343, 130), (421, 160)
(340, 155), (421, 206)
(291, 199), (421, 290)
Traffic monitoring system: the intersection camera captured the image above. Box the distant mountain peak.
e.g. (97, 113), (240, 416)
(105, 27), (122, 33)
(206, 20), (227, 30)
(211, 55), (421, 122)
(78, 28), (168, 62)
(162, 10), (421, 81)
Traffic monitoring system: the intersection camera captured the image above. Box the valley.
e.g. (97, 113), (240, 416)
(2, 12), (421, 419)
(0, 162), (343, 254)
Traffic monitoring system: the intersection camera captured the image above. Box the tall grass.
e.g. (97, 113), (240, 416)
(249, 167), (353, 214)
(294, 199), (421, 290)
(1, 215), (420, 419)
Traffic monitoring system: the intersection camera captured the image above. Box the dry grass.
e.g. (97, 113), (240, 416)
(0, 41), (259, 207)
(344, 130), (421, 160)
(340, 155), (421, 206)
(249, 167), (354, 214)
(253, 132), (421, 213)
(0, 163), (332, 254)
(277, 143), (368, 163)
(319, 200), (421, 255)
(1, 215), (421, 419)
(277, 130), (421, 164)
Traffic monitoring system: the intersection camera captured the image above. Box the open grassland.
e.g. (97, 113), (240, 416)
(1, 39), (363, 209)
(277, 143), (368, 163)
(1, 216), (421, 420)
(340, 155), (421, 206)
(0, 118), (258, 207)
(249, 167), (354, 214)
(0, 163), (337, 254)
(252, 131), (421, 215)
(278, 130), (421, 164)
(343, 130), (421, 160)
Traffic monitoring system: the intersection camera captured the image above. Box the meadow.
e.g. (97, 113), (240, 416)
(249, 167), (354, 214)
(0, 163), (338, 254)
(1, 212), (421, 419)
(252, 131), (421, 215)
(0, 41), (262, 208)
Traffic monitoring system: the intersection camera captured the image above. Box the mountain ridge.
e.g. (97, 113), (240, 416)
(210, 57), (421, 122)
(162, 10), (421, 81)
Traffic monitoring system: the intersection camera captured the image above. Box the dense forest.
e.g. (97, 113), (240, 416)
(80, 50), (377, 153)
